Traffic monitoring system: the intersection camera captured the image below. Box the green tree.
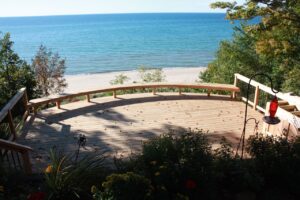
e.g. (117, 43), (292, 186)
(32, 45), (67, 96)
(202, 0), (300, 94)
(0, 33), (36, 108)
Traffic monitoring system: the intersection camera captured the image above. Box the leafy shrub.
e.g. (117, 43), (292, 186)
(246, 134), (300, 197)
(2, 131), (300, 199)
(32, 45), (67, 96)
(138, 67), (165, 83)
(109, 74), (130, 85)
(45, 149), (106, 200)
(213, 138), (263, 199)
(112, 131), (300, 199)
(119, 130), (214, 199)
(92, 172), (151, 200)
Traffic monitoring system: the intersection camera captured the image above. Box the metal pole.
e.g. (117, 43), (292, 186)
(236, 73), (278, 159)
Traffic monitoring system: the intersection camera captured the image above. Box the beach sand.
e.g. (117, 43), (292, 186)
(65, 67), (206, 93)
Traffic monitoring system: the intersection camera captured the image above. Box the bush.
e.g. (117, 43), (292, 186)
(2, 131), (300, 199)
(138, 67), (166, 83)
(92, 172), (151, 200)
(112, 131), (300, 199)
(114, 130), (214, 199)
(246, 134), (300, 197)
(32, 45), (67, 96)
(110, 74), (130, 85)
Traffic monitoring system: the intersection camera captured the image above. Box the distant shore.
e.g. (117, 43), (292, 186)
(65, 67), (206, 93)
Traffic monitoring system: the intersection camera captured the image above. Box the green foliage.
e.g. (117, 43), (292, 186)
(109, 74), (130, 85)
(32, 45), (67, 96)
(45, 149), (106, 200)
(141, 131), (213, 199)
(0, 33), (37, 108)
(282, 67), (300, 95)
(246, 134), (300, 197)
(112, 132), (300, 199)
(138, 67), (166, 83)
(202, 0), (300, 94)
(93, 172), (151, 200)
(2, 131), (300, 199)
(113, 130), (215, 199)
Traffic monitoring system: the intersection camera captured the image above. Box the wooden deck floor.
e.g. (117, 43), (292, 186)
(19, 93), (262, 172)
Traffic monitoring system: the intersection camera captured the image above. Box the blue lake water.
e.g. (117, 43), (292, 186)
(0, 13), (236, 75)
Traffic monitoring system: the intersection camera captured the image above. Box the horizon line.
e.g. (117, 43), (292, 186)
(0, 11), (226, 18)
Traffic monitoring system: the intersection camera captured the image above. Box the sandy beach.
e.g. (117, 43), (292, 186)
(65, 67), (206, 93)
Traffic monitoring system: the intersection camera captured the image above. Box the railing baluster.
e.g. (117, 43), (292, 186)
(21, 151), (32, 174)
(0, 139), (33, 174)
(16, 151), (22, 169)
(7, 110), (16, 140)
(10, 151), (17, 170)
(253, 85), (260, 110)
(233, 74), (238, 99)
(6, 151), (11, 169)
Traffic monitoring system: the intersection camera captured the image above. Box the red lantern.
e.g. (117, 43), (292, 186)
(269, 96), (278, 118)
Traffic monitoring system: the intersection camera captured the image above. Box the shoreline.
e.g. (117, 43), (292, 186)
(65, 67), (206, 93)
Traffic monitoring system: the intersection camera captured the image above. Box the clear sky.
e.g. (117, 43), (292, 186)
(0, 0), (245, 17)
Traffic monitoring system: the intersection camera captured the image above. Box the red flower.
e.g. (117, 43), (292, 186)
(185, 179), (197, 190)
(27, 192), (46, 200)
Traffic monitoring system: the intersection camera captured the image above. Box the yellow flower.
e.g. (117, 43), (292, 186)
(91, 185), (97, 193)
(155, 172), (160, 176)
(0, 185), (4, 192)
(45, 165), (53, 173)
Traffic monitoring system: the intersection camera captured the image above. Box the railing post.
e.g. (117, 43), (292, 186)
(33, 106), (37, 115)
(113, 90), (117, 98)
(253, 85), (260, 110)
(23, 89), (30, 118)
(152, 88), (156, 95)
(7, 110), (17, 140)
(207, 89), (211, 97)
(56, 101), (61, 109)
(86, 94), (90, 102)
(21, 151), (32, 174)
(233, 74), (238, 99)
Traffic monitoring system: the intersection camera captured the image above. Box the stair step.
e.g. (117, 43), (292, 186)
(292, 111), (300, 117)
(278, 101), (289, 106)
(280, 105), (297, 111)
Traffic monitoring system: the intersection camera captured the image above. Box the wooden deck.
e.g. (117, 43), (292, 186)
(19, 93), (262, 172)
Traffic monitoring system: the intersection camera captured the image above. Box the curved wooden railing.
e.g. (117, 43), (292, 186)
(28, 82), (240, 111)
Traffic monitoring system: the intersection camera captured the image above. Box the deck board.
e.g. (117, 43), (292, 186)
(18, 93), (262, 172)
